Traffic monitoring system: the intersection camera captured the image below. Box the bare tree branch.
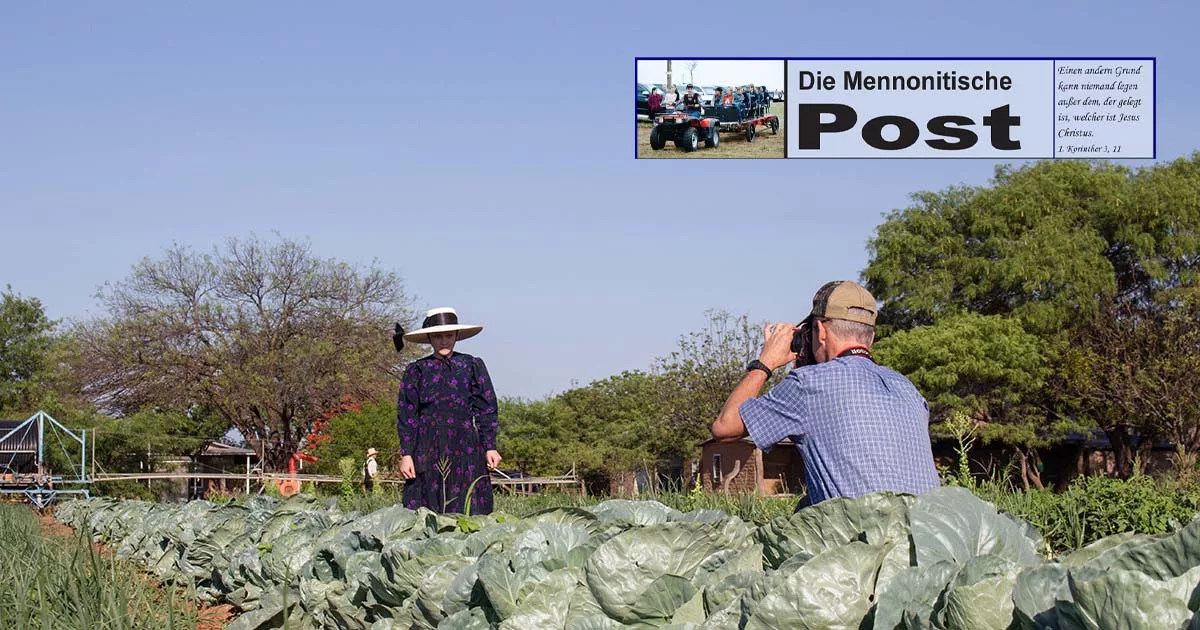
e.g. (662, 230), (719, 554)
(69, 234), (420, 469)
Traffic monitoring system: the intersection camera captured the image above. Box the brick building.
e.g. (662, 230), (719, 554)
(697, 437), (804, 495)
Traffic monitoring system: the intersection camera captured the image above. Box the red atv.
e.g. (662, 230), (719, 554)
(649, 111), (721, 152)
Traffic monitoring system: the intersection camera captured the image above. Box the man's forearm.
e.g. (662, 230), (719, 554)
(711, 370), (769, 440)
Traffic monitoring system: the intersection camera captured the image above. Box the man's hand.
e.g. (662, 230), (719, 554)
(399, 455), (415, 479)
(759, 322), (799, 370)
(486, 450), (502, 470)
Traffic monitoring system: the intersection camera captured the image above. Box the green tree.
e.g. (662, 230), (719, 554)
(874, 313), (1048, 419)
(1054, 300), (1200, 476)
(863, 156), (1200, 476)
(864, 161), (1121, 338)
(652, 310), (778, 456)
(864, 157), (1200, 339)
(0, 287), (57, 412)
(86, 407), (230, 475)
(69, 234), (418, 470)
(557, 371), (669, 478)
(873, 312), (1066, 488)
(305, 400), (400, 476)
(497, 372), (670, 489)
(496, 396), (579, 476)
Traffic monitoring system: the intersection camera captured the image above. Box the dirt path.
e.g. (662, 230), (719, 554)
(37, 511), (236, 630)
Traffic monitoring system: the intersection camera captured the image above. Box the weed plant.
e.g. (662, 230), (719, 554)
(0, 503), (199, 629)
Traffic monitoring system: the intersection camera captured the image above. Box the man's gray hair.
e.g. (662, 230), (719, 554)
(824, 314), (875, 346)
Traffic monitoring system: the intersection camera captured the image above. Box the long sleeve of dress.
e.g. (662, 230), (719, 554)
(396, 364), (420, 457)
(470, 357), (499, 451)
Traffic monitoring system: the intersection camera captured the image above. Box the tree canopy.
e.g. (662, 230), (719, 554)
(495, 311), (781, 489)
(863, 155), (1200, 477)
(303, 399), (400, 476)
(651, 309), (778, 457)
(1054, 300), (1200, 475)
(864, 157), (1199, 338)
(8, 155), (1199, 490)
(0, 286), (57, 413)
(69, 235), (417, 470)
(496, 370), (668, 491)
(873, 312), (1051, 428)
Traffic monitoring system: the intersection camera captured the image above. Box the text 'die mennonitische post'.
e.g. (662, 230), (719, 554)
(784, 58), (1154, 159)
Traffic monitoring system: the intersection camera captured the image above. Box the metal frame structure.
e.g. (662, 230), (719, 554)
(0, 410), (90, 509)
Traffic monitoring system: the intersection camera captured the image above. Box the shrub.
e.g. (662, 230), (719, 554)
(975, 473), (1200, 554)
(338, 457), (359, 502)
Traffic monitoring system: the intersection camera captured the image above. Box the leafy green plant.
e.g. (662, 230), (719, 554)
(0, 503), (199, 628)
(337, 457), (357, 502)
(54, 485), (1200, 630)
(941, 410), (978, 490)
(970, 473), (1200, 554)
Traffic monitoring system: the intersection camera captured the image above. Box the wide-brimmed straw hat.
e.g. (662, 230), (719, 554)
(402, 307), (483, 344)
(366, 447), (377, 456)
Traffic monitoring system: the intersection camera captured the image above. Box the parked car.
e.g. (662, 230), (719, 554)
(637, 82), (650, 117)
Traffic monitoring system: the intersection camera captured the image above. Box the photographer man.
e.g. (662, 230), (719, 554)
(710, 280), (939, 509)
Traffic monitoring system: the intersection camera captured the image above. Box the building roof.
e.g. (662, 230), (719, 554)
(199, 442), (257, 457)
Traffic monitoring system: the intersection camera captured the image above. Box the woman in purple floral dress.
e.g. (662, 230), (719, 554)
(396, 307), (502, 515)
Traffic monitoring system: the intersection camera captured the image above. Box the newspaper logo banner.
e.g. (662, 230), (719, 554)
(786, 60), (1052, 158)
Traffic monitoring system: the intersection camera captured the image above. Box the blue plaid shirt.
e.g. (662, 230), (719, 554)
(739, 355), (940, 505)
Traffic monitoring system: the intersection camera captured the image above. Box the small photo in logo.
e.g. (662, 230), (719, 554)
(636, 59), (784, 159)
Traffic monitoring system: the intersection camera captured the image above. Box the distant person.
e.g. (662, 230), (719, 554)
(681, 84), (703, 116)
(722, 87), (734, 106)
(363, 447), (378, 491)
(397, 307), (502, 515)
(663, 85), (678, 110)
(648, 87), (663, 117)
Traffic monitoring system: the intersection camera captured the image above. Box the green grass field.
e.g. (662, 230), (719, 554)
(637, 103), (786, 159)
(0, 503), (204, 629)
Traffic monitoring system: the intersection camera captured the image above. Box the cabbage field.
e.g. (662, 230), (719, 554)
(54, 487), (1200, 629)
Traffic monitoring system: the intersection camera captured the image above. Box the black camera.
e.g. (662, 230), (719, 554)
(791, 315), (816, 367)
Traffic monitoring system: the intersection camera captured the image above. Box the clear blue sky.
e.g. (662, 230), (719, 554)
(2, 1), (1195, 401)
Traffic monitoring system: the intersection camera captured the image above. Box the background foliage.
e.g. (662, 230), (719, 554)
(2, 156), (1198, 509)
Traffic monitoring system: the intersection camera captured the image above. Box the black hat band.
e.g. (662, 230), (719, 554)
(423, 312), (459, 328)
